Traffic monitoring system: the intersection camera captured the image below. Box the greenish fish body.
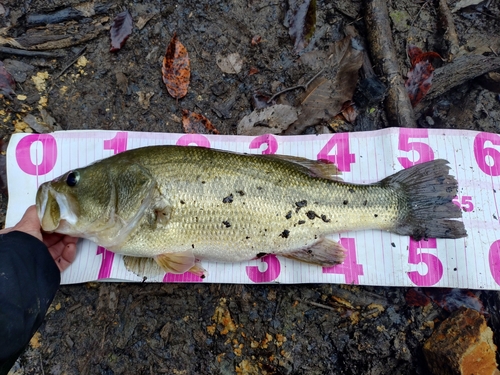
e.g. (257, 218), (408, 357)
(36, 145), (466, 277)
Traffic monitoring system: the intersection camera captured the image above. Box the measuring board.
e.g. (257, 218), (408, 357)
(5, 128), (500, 289)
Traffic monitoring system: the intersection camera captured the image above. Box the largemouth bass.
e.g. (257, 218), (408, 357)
(36, 145), (467, 278)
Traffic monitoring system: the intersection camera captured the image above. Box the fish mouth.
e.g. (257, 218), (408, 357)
(36, 183), (80, 233)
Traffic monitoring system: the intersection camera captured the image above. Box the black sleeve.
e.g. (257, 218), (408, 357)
(0, 231), (60, 375)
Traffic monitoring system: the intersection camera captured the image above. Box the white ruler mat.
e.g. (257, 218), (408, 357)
(5, 128), (500, 288)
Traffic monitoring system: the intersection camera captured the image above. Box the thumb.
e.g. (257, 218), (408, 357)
(12, 205), (43, 241)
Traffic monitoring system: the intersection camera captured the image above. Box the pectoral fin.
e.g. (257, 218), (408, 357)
(282, 237), (346, 266)
(155, 250), (196, 274)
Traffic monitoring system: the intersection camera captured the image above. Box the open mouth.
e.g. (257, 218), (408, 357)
(36, 183), (79, 232)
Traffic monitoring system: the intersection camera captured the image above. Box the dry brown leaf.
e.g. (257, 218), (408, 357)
(237, 104), (298, 135)
(216, 53), (243, 74)
(285, 36), (362, 134)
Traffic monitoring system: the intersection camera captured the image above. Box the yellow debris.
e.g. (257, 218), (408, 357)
(32, 71), (49, 92)
(16, 94), (27, 101)
(76, 55), (88, 68)
(30, 332), (42, 348)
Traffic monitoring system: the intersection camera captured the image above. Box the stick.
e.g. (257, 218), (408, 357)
(52, 46), (87, 81)
(415, 55), (500, 114)
(0, 46), (64, 58)
(365, 0), (417, 128)
(437, 0), (460, 60)
(267, 69), (324, 103)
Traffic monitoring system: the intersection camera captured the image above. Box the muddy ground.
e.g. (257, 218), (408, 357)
(1, 0), (500, 374)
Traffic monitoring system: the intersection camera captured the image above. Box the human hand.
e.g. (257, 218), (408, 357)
(0, 205), (78, 272)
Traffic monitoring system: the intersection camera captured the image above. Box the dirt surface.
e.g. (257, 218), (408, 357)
(1, 0), (500, 374)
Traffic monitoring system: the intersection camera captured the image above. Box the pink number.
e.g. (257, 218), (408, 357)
(407, 238), (443, 286)
(246, 254), (281, 283)
(249, 134), (278, 154)
(95, 133), (129, 278)
(15, 134), (57, 175)
(488, 240), (500, 285)
(176, 134), (211, 148)
(322, 238), (364, 284)
(104, 132), (128, 154)
(317, 133), (356, 172)
(452, 195), (474, 212)
(474, 132), (500, 176)
(163, 272), (204, 283)
(397, 128), (434, 168)
(96, 246), (115, 279)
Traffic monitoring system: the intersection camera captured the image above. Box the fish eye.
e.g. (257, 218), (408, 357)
(66, 171), (80, 187)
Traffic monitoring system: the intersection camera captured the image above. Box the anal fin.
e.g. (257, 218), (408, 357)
(282, 237), (346, 266)
(155, 250), (196, 274)
(123, 256), (164, 277)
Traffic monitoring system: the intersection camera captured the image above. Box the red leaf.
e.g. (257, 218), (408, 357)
(110, 10), (133, 52)
(182, 110), (219, 134)
(405, 60), (434, 107)
(408, 45), (442, 67)
(340, 100), (357, 123)
(162, 33), (190, 99)
(248, 67), (259, 76)
(251, 35), (262, 46)
(0, 61), (15, 97)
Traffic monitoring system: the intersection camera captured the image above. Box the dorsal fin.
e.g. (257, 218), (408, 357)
(260, 154), (343, 181)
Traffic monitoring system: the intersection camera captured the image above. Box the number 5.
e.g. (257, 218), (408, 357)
(397, 128), (434, 168)
(407, 238), (443, 286)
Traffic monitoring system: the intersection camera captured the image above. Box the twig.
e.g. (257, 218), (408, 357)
(0, 46), (65, 58)
(52, 46), (87, 81)
(365, 0), (417, 127)
(306, 300), (336, 311)
(39, 353), (46, 375)
(267, 69), (324, 104)
(415, 55), (500, 114)
(437, 0), (460, 59)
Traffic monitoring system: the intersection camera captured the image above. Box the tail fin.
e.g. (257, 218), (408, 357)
(381, 159), (467, 241)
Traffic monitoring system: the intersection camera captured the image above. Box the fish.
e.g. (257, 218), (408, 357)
(36, 145), (467, 278)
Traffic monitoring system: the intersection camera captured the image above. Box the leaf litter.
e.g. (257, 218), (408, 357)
(237, 104), (299, 136)
(109, 10), (133, 52)
(182, 110), (220, 134)
(162, 33), (190, 99)
(286, 0), (317, 54)
(216, 53), (244, 74)
(0, 61), (16, 97)
(285, 36), (363, 134)
(405, 45), (442, 107)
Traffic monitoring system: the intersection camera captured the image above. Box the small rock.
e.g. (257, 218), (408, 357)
(423, 307), (499, 375)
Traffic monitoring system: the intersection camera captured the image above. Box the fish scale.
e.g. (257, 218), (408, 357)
(36, 145), (466, 277)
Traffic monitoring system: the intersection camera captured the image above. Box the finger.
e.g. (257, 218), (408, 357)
(50, 242), (77, 272)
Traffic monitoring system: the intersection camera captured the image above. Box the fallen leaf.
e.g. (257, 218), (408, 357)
(162, 33), (190, 99)
(110, 10), (133, 52)
(216, 52), (243, 74)
(286, 36), (363, 134)
(237, 104), (298, 136)
(286, 0), (317, 53)
(251, 35), (262, 46)
(340, 100), (358, 123)
(248, 67), (259, 76)
(452, 0), (485, 12)
(30, 332), (42, 349)
(182, 109), (219, 134)
(251, 92), (274, 110)
(137, 91), (154, 110)
(405, 45), (442, 107)
(0, 61), (15, 97)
